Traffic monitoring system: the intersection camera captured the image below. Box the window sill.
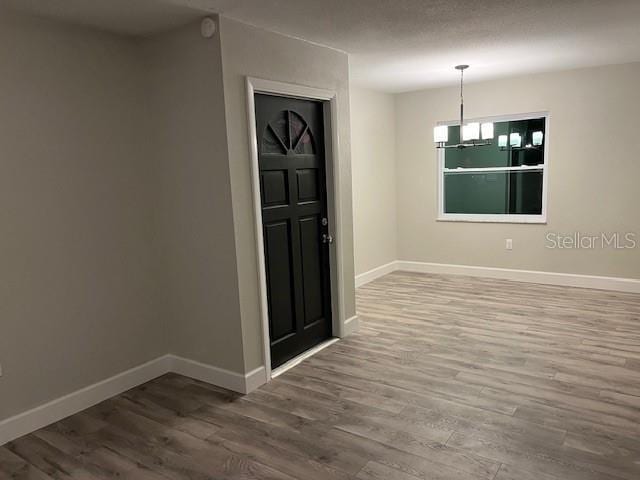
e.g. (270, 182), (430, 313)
(437, 214), (547, 224)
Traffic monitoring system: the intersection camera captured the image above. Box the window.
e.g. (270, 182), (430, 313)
(438, 112), (549, 223)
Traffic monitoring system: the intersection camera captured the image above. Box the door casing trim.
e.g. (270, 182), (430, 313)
(245, 77), (347, 382)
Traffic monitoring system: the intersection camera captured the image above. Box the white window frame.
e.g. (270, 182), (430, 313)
(437, 111), (550, 224)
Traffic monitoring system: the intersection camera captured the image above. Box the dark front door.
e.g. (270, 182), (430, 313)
(255, 94), (332, 369)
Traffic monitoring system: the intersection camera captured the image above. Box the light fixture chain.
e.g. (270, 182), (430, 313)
(460, 67), (464, 129)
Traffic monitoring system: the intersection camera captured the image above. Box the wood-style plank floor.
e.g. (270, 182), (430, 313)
(2, 272), (640, 480)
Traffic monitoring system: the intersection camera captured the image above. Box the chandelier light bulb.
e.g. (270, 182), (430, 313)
(481, 122), (494, 140)
(462, 122), (480, 141)
(433, 125), (448, 143)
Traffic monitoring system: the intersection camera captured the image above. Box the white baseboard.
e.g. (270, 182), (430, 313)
(243, 366), (269, 394)
(355, 261), (397, 287)
(355, 259), (640, 294)
(0, 354), (268, 446)
(169, 355), (267, 395)
(396, 261), (640, 294)
(343, 314), (360, 336)
(0, 355), (172, 446)
(5, 260), (636, 446)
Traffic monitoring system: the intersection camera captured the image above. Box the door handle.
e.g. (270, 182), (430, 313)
(322, 233), (334, 244)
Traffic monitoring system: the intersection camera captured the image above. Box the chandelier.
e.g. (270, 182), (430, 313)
(433, 65), (493, 149)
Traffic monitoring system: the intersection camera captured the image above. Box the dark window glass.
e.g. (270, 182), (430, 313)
(443, 116), (546, 216)
(262, 110), (315, 155)
(445, 170), (543, 215)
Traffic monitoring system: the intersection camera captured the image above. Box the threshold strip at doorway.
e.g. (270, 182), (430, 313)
(271, 338), (339, 378)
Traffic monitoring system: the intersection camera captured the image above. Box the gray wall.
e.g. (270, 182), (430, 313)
(0, 11), (358, 424)
(219, 17), (356, 372)
(142, 20), (246, 372)
(395, 64), (640, 279)
(350, 87), (397, 275)
(0, 11), (165, 420)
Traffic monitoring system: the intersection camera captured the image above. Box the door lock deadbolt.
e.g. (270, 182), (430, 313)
(322, 234), (334, 244)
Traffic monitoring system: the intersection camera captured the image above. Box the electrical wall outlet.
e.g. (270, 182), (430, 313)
(506, 239), (513, 250)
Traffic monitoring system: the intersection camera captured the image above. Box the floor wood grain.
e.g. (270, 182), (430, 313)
(2, 271), (640, 480)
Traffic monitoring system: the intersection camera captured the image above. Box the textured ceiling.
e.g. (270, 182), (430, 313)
(3, 0), (640, 92)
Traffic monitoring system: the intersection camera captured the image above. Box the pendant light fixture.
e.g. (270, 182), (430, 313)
(434, 65), (493, 149)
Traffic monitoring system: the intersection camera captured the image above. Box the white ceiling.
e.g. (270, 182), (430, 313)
(3, 0), (640, 92)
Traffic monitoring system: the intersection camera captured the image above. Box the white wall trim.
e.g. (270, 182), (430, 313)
(243, 366), (270, 394)
(245, 76), (348, 381)
(0, 355), (172, 446)
(397, 261), (640, 293)
(355, 261), (397, 287)
(355, 260), (640, 293)
(343, 315), (360, 336)
(169, 355), (267, 395)
(0, 354), (269, 446)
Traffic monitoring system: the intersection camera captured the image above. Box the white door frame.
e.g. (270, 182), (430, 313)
(245, 77), (347, 381)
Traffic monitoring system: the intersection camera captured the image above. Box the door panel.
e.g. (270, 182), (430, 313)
(263, 220), (296, 342)
(298, 215), (324, 326)
(261, 170), (289, 207)
(255, 94), (332, 368)
(296, 169), (319, 202)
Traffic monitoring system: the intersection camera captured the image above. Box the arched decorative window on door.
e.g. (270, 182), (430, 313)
(262, 110), (315, 155)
